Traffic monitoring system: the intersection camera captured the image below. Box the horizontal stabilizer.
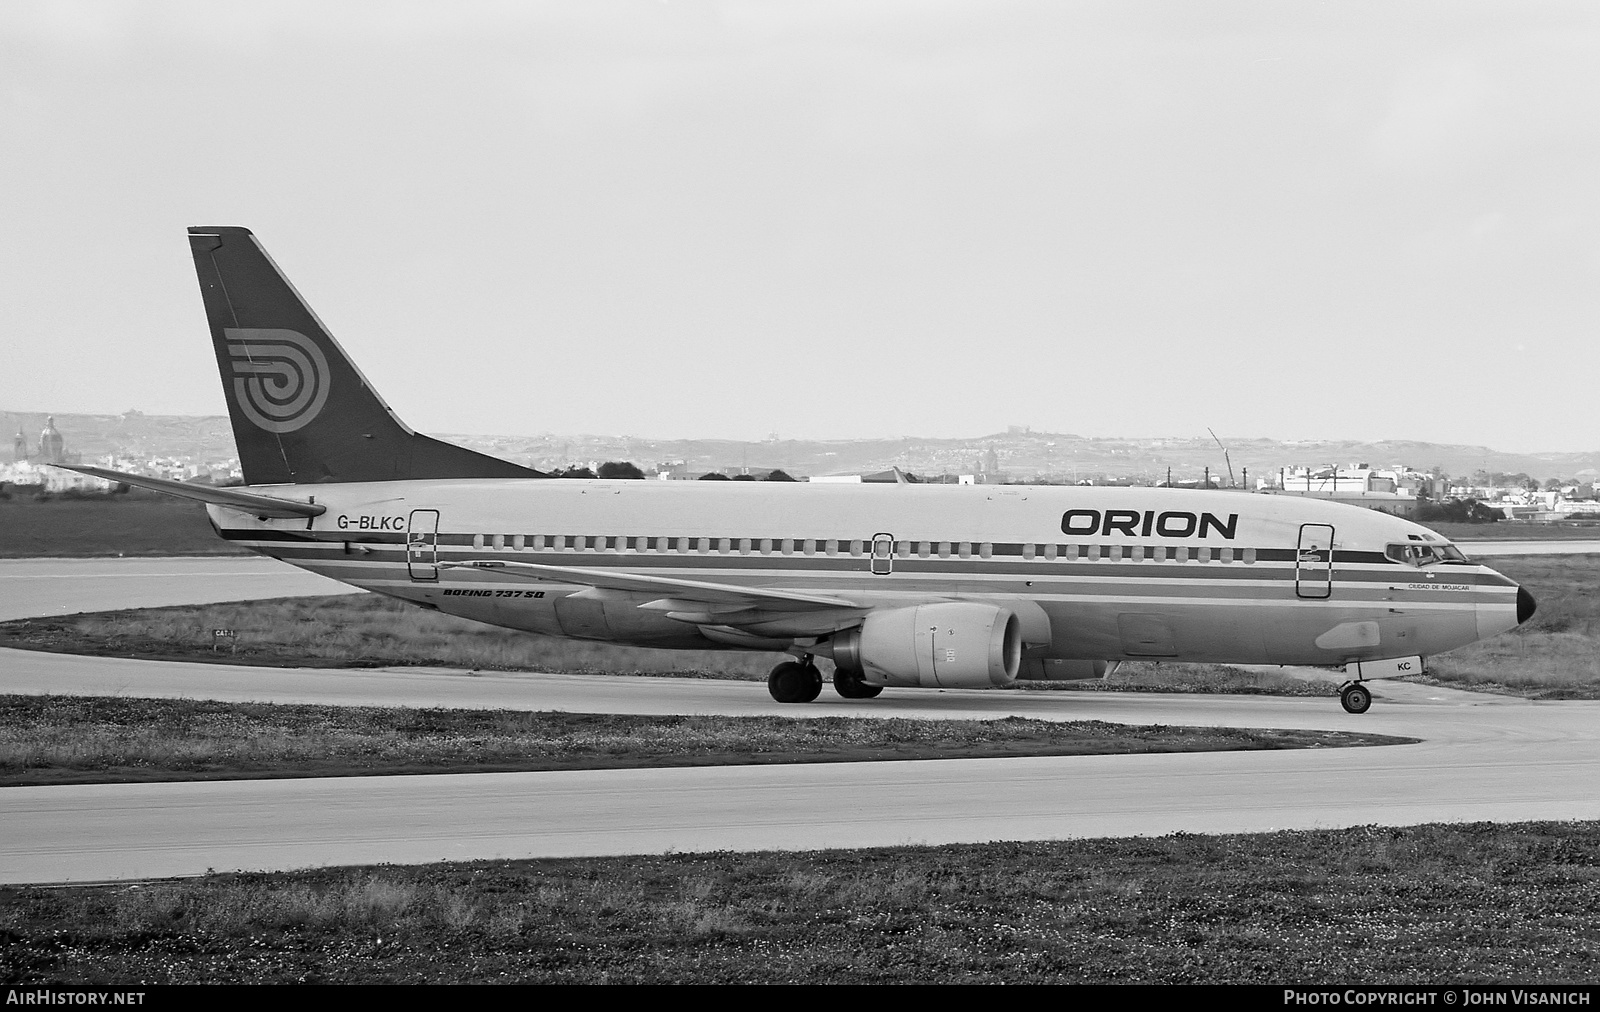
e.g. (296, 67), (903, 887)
(445, 560), (861, 611)
(49, 464), (326, 519)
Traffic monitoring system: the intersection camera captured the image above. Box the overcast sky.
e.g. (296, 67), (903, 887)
(3, 1), (1597, 452)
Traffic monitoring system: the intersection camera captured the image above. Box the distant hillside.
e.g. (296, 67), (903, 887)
(7, 409), (1598, 482)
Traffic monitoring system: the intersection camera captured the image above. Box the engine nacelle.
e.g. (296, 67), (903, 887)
(831, 602), (1022, 688)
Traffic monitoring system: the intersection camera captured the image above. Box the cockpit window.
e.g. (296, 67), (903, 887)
(1385, 543), (1470, 567)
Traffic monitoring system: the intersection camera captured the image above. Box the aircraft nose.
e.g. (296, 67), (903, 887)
(1517, 585), (1537, 625)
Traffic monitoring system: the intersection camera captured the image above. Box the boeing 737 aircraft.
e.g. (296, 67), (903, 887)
(60, 227), (1537, 714)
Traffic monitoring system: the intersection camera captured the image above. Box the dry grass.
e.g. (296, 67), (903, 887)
(4, 554), (1592, 699)
(1425, 521), (1600, 542)
(1034, 661), (1337, 696)
(0, 695), (1402, 787)
(1420, 556), (1600, 698)
(0, 594), (775, 679)
(0, 597), (1336, 694)
(0, 489), (246, 558)
(7, 822), (1600, 983)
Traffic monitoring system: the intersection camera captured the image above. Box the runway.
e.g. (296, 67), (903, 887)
(2, 553), (1597, 885)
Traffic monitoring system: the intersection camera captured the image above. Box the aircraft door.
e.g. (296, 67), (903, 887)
(871, 533), (895, 575)
(1295, 524), (1334, 599)
(407, 509), (440, 581)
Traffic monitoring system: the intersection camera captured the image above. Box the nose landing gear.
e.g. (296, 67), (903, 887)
(1339, 681), (1373, 714)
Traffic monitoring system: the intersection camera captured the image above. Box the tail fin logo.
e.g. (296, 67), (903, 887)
(223, 328), (332, 434)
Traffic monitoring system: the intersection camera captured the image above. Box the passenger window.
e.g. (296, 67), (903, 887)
(979, 543), (992, 558)
(1022, 543), (1035, 560)
(473, 534), (485, 549)
(938, 542), (952, 558)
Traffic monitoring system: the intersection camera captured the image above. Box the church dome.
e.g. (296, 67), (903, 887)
(40, 416), (64, 464)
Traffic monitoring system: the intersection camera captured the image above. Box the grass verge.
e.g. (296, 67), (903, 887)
(0, 489), (247, 558)
(0, 595), (1337, 695)
(1425, 521), (1600, 542)
(5, 821), (1599, 983)
(1419, 556), (1600, 699)
(3, 555), (1590, 699)
(0, 695), (1407, 787)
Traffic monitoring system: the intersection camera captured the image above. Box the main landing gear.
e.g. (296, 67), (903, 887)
(768, 659), (823, 703)
(767, 656), (884, 702)
(1338, 681), (1373, 715)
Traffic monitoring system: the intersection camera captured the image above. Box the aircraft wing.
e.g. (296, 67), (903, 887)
(445, 560), (859, 613)
(48, 464), (326, 519)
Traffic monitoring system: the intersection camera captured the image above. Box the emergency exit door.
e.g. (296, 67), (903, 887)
(407, 509), (440, 581)
(871, 533), (895, 575)
(1295, 524), (1334, 599)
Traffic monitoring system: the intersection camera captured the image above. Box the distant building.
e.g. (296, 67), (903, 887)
(39, 416), (64, 464)
(1267, 464), (1418, 516)
(12, 429), (25, 463)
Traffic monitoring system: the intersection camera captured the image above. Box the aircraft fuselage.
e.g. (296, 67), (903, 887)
(210, 479), (1521, 672)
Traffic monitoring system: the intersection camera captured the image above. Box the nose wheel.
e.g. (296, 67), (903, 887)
(1339, 681), (1373, 714)
(768, 659), (824, 703)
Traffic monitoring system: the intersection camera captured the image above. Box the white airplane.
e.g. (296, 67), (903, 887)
(61, 227), (1536, 714)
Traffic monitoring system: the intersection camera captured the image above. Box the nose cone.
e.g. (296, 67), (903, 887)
(1476, 580), (1533, 642)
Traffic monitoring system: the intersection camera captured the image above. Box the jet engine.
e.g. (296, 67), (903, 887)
(830, 602), (1022, 689)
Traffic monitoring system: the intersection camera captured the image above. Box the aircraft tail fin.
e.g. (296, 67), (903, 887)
(187, 226), (545, 485)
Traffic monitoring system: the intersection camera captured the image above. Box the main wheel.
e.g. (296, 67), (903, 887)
(833, 669), (883, 699)
(1340, 683), (1372, 714)
(768, 661), (822, 703)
